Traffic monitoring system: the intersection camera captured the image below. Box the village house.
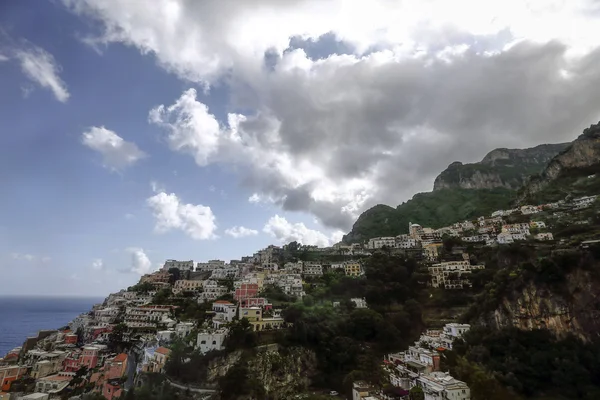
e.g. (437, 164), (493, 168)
(367, 237), (396, 249)
(197, 330), (227, 354)
(344, 261), (363, 277)
(302, 263), (323, 276)
(535, 232), (554, 241)
(35, 373), (74, 396)
(124, 305), (175, 328)
(0, 366), (28, 391)
(234, 283), (259, 301)
(196, 259), (226, 272)
(428, 261), (484, 289)
(238, 306), (285, 331)
(172, 279), (204, 295)
(197, 280), (228, 302)
(162, 259), (194, 271)
(572, 195), (597, 209)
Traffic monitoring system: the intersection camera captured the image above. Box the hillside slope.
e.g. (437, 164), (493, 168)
(342, 188), (513, 243)
(518, 122), (600, 204)
(433, 143), (569, 191)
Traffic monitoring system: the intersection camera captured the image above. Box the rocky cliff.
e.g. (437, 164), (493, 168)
(479, 268), (600, 341)
(207, 346), (318, 399)
(434, 143), (569, 191)
(518, 122), (600, 203)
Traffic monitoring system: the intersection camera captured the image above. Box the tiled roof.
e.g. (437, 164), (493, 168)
(155, 347), (171, 355)
(113, 353), (127, 362)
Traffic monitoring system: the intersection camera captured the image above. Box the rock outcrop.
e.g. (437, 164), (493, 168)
(434, 143), (569, 191)
(518, 122), (600, 202)
(206, 346), (318, 399)
(481, 269), (600, 341)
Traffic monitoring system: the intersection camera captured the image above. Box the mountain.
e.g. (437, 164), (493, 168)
(343, 143), (569, 244)
(518, 122), (600, 204)
(433, 143), (569, 191)
(342, 188), (514, 243)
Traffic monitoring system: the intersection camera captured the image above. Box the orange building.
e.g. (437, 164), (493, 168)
(0, 366), (28, 391)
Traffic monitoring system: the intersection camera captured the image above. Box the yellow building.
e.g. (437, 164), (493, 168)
(238, 307), (286, 331)
(344, 261), (362, 277)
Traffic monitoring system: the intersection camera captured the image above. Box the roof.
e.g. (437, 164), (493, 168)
(40, 374), (73, 382)
(213, 300), (233, 304)
(155, 347), (171, 355)
(113, 353), (127, 362)
(20, 393), (50, 399)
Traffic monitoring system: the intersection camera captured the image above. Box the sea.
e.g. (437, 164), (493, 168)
(0, 296), (103, 357)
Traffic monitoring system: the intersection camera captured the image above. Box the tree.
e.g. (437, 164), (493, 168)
(409, 386), (425, 400)
(223, 318), (257, 351)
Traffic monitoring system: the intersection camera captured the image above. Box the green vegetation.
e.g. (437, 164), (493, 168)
(276, 251), (427, 393)
(344, 188), (514, 243)
(446, 327), (600, 400)
(521, 166), (600, 204)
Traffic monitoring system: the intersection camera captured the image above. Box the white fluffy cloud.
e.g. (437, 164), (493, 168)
(63, 0), (600, 84)
(127, 247), (152, 275)
(147, 191), (217, 240)
(92, 258), (104, 270)
(15, 45), (70, 102)
(66, 0), (600, 231)
(263, 215), (342, 247)
(225, 226), (259, 238)
(81, 126), (146, 170)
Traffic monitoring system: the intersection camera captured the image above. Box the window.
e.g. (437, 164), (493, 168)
(201, 340), (206, 344)
(212, 341), (216, 345)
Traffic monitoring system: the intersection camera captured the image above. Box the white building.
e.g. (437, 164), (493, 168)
(124, 306), (173, 328)
(350, 298), (368, 309)
(417, 372), (470, 400)
(197, 329), (227, 353)
(530, 221), (546, 229)
(196, 260), (226, 272)
(163, 259), (194, 271)
(573, 195), (597, 209)
(428, 262), (484, 289)
(197, 280), (228, 302)
(535, 232), (554, 241)
(212, 300), (237, 328)
(175, 322), (195, 338)
(211, 266), (239, 279)
(367, 237), (396, 249)
(303, 263), (323, 276)
(521, 205), (541, 215)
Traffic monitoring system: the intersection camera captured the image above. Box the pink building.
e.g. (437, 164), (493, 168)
(240, 297), (272, 310)
(234, 283), (259, 301)
(81, 346), (100, 370)
(64, 334), (78, 345)
(102, 381), (122, 400)
(106, 353), (128, 380)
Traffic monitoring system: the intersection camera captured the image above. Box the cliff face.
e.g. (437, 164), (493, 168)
(434, 143), (569, 191)
(207, 346), (318, 399)
(481, 269), (600, 341)
(518, 123), (600, 202)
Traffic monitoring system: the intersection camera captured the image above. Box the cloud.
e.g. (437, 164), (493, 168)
(68, 0), (600, 231)
(14, 45), (70, 102)
(0, 53), (9, 62)
(92, 258), (104, 270)
(11, 253), (35, 261)
(127, 247), (153, 275)
(125, 213), (135, 220)
(225, 226), (259, 238)
(263, 215), (342, 247)
(147, 191), (217, 240)
(63, 0), (600, 85)
(81, 126), (147, 170)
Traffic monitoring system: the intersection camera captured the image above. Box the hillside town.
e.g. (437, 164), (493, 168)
(0, 193), (598, 400)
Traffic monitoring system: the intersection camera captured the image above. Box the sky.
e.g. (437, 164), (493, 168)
(1, 0), (600, 297)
